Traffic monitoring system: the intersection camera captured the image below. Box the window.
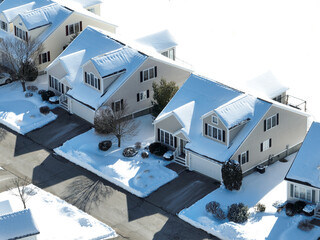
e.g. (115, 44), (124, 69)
(158, 128), (175, 147)
(84, 72), (100, 90)
(239, 151), (249, 164)
(140, 66), (157, 82)
(264, 113), (279, 131)
(0, 20), (7, 31)
(292, 184), (314, 202)
(205, 123), (225, 142)
(111, 99), (124, 112)
(260, 138), (272, 152)
(273, 95), (282, 103)
(212, 116), (218, 125)
(161, 48), (175, 60)
(49, 75), (64, 94)
(39, 51), (50, 64)
(137, 90), (150, 102)
(14, 26), (28, 41)
(66, 21), (82, 36)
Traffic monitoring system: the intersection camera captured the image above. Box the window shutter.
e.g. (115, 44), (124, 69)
(246, 150), (249, 162)
(312, 189), (316, 202)
(222, 130), (225, 142)
(260, 143), (263, 152)
(121, 99), (124, 110)
(47, 51), (50, 62)
(84, 72), (87, 83)
(238, 154), (240, 163)
(154, 66), (157, 77)
(137, 93), (140, 102)
(80, 21), (83, 31)
(39, 54), (42, 65)
(62, 84), (64, 94)
(98, 79), (100, 90)
(174, 137), (177, 148)
(205, 123), (208, 135)
(290, 184), (294, 197)
(49, 75), (52, 87)
(140, 71), (143, 82)
(111, 102), (114, 111)
(158, 128), (160, 141)
(277, 113), (279, 125)
(269, 138), (272, 148)
(65, 25), (68, 36)
(14, 26), (16, 36)
(25, 32), (28, 41)
(264, 119), (266, 131)
(147, 90), (149, 98)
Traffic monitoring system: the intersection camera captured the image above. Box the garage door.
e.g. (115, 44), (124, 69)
(189, 153), (222, 181)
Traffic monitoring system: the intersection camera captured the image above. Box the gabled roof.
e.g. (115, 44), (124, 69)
(68, 0), (102, 8)
(155, 74), (272, 163)
(136, 29), (178, 52)
(286, 122), (320, 189)
(0, 209), (39, 240)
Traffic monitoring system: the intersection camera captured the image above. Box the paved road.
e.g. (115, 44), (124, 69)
(0, 111), (219, 240)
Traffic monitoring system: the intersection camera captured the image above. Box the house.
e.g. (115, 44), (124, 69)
(153, 74), (310, 181)
(285, 122), (320, 206)
(136, 30), (178, 61)
(0, 201), (39, 240)
(56, 0), (103, 16)
(46, 26), (192, 123)
(0, 0), (117, 73)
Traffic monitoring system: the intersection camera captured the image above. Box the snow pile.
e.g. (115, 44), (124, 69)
(0, 185), (117, 240)
(0, 82), (57, 134)
(178, 154), (320, 240)
(54, 115), (178, 197)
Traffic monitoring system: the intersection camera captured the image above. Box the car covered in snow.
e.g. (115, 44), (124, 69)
(0, 73), (12, 85)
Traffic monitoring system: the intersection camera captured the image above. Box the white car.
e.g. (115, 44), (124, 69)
(0, 73), (12, 85)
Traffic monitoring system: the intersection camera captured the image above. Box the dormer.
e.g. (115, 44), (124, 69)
(82, 60), (103, 93)
(0, 13), (9, 32)
(201, 94), (257, 147)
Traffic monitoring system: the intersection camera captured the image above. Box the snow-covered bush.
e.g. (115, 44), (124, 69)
(293, 201), (307, 214)
(254, 203), (266, 213)
(135, 142), (141, 150)
(206, 201), (226, 220)
(41, 90), (55, 101)
(149, 142), (168, 156)
(123, 147), (138, 157)
(298, 219), (314, 232)
(94, 106), (114, 134)
(141, 151), (149, 159)
(39, 106), (50, 115)
(38, 89), (46, 95)
(27, 85), (38, 92)
(227, 203), (249, 223)
(221, 160), (243, 191)
(98, 140), (112, 151)
(25, 92), (33, 98)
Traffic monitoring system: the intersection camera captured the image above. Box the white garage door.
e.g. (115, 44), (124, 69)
(189, 153), (222, 181)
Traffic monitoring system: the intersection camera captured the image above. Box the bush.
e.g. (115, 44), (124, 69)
(39, 106), (50, 115)
(141, 151), (149, 159)
(254, 203), (266, 213)
(94, 106), (114, 134)
(135, 142), (141, 150)
(285, 203), (295, 216)
(41, 90), (55, 101)
(149, 142), (168, 156)
(98, 140), (112, 151)
(298, 219), (314, 232)
(27, 85), (38, 92)
(215, 207), (227, 220)
(25, 92), (33, 98)
(227, 203), (249, 223)
(206, 201), (220, 214)
(222, 160), (243, 191)
(293, 201), (307, 214)
(38, 89), (46, 95)
(123, 147), (138, 157)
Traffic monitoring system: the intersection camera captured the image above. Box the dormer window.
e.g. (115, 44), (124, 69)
(140, 66), (157, 82)
(84, 72), (100, 90)
(212, 116), (218, 125)
(0, 21), (7, 31)
(161, 48), (175, 60)
(264, 113), (279, 131)
(205, 123), (225, 143)
(14, 26), (28, 41)
(66, 21), (82, 36)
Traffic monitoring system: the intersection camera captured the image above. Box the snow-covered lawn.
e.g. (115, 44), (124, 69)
(0, 82), (56, 134)
(0, 185), (117, 240)
(54, 115), (178, 198)
(178, 155), (320, 240)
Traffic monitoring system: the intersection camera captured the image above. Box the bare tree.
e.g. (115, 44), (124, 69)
(0, 36), (43, 91)
(7, 177), (36, 209)
(94, 102), (138, 147)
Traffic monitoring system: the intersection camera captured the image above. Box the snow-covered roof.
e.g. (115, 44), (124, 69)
(0, 200), (12, 216)
(136, 29), (178, 52)
(244, 71), (289, 99)
(0, 209), (40, 240)
(215, 94), (256, 129)
(286, 122), (320, 188)
(155, 74), (272, 162)
(69, 0), (102, 8)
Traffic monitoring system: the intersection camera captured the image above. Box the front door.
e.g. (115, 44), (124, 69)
(179, 139), (187, 158)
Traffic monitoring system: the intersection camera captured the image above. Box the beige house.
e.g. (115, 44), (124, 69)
(153, 74), (310, 181)
(0, 0), (116, 73)
(46, 26), (192, 123)
(285, 122), (320, 216)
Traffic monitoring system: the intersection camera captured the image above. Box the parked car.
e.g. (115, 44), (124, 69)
(0, 73), (12, 85)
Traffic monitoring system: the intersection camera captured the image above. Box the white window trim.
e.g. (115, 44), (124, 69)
(206, 123), (223, 142)
(138, 90), (148, 101)
(15, 26), (27, 41)
(68, 22), (81, 35)
(159, 128), (175, 147)
(212, 116), (218, 125)
(0, 20), (7, 31)
(262, 139), (271, 151)
(84, 72), (101, 91)
(293, 184), (312, 202)
(240, 151), (248, 164)
(114, 99), (123, 112)
(143, 67), (156, 81)
(266, 114), (278, 131)
(49, 75), (64, 94)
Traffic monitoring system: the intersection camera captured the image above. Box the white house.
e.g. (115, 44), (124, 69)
(285, 122), (320, 207)
(153, 74), (310, 181)
(46, 26), (192, 123)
